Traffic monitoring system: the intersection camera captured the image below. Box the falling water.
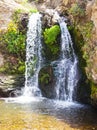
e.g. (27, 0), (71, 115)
(23, 13), (42, 97)
(53, 16), (79, 101)
(23, 11), (79, 101)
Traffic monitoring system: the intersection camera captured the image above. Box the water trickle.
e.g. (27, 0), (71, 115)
(23, 13), (42, 97)
(52, 16), (79, 101)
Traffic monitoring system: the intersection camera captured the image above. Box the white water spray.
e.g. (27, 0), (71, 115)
(23, 13), (42, 97)
(52, 15), (79, 101)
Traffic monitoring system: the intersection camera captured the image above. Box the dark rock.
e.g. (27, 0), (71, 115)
(39, 65), (56, 99)
(0, 75), (24, 98)
(42, 13), (52, 28)
(76, 75), (91, 104)
(19, 13), (29, 34)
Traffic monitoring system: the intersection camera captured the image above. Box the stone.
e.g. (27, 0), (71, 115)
(0, 75), (24, 97)
(39, 65), (56, 99)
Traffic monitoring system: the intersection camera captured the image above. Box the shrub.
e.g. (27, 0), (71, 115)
(3, 21), (26, 59)
(79, 21), (93, 41)
(69, 3), (85, 17)
(0, 16), (26, 74)
(43, 25), (60, 55)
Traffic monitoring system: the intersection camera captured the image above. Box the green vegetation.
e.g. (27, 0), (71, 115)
(69, 20), (93, 68)
(4, 21), (26, 58)
(0, 10), (27, 74)
(69, 3), (85, 17)
(40, 73), (50, 85)
(78, 21), (93, 42)
(14, 0), (38, 12)
(43, 25), (60, 60)
(44, 25), (60, 46)
(91, 82), (97, 103)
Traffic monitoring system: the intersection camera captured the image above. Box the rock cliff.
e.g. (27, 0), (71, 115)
(0, 0), (97, 106)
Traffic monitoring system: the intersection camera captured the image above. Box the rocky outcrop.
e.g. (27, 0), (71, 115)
(38, 0), (97, 106)
(0, 0), (97, 106)
(0, 75), (24, 97)
(39, 65), (56, 99)
(0, 0), (32, 30)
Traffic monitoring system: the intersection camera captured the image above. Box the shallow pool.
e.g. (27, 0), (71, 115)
(0, 97), (97, 130)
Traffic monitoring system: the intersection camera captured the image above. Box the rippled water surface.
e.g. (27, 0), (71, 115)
(0, 97), (97, 130)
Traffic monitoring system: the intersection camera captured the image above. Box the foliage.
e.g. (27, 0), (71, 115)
(3, 21), (26, 59)
(40, 73), (50, 84)
(29, 8), (38, 13)
(12, 9), (23, 24)
(0, 10), (27, 74)
(0, 60), (25, 74)
(43, 25), (60, 56)
(78, 21), (94, 42)
(69, 20), (93, 63)
(44, 25), (60, 45)
(91, 82), (97, 99)
(69, 3), (85, 17)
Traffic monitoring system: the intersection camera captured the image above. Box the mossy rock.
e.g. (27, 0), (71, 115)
(68, 25), (91, 104)
(39, 65), (56, 99)
(90, 82), (97, 107)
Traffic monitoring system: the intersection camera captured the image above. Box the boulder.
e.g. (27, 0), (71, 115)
(0, 75), (24, 97)
(39, 65), (56, 99)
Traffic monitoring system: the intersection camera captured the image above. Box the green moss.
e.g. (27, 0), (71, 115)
(69, 3), (85, 17)
(78, 21), (94, 42)
(29, 9), (38, 13)
(39, 65), (54, 87)
(68, 25), (86, 73)
(68, 20), (94, 72)
(40, 73), (50, 85)
(91, 82), (97, 99)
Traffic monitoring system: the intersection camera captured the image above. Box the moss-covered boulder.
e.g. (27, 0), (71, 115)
(39, 65), (56, 99)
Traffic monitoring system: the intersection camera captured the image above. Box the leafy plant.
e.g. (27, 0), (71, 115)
(4, 21), (26, 59)
(40, 73), (50, 84)
(12, 9), (23, 24)
(0, 19), (26, 74)
(43, 25), (60, 55)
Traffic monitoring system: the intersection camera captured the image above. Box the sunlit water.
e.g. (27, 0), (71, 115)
(0, 98), (97, 130)
(24, 12), (42, 97)
(52, 15), (79, 101)
(1, 12), (96, 130)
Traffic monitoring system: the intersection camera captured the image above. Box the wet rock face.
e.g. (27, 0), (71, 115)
(39, 65), (56, 99)
(19, 13), (29, 34)
(41, 9), (60, 28)
(0, 75), (24, 97)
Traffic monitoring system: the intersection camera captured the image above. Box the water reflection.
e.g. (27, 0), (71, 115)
(0, 98), (97, 130)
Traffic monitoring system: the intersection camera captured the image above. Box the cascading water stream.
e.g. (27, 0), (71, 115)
(22, 11), (79, 102)
(23, 13), (42, 97)
(52, 15), (79, 102)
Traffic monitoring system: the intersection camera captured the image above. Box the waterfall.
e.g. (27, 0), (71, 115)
(23, 13), (42, 97)
(52, 17), (79, 102)
(23, 11), (79, 102)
